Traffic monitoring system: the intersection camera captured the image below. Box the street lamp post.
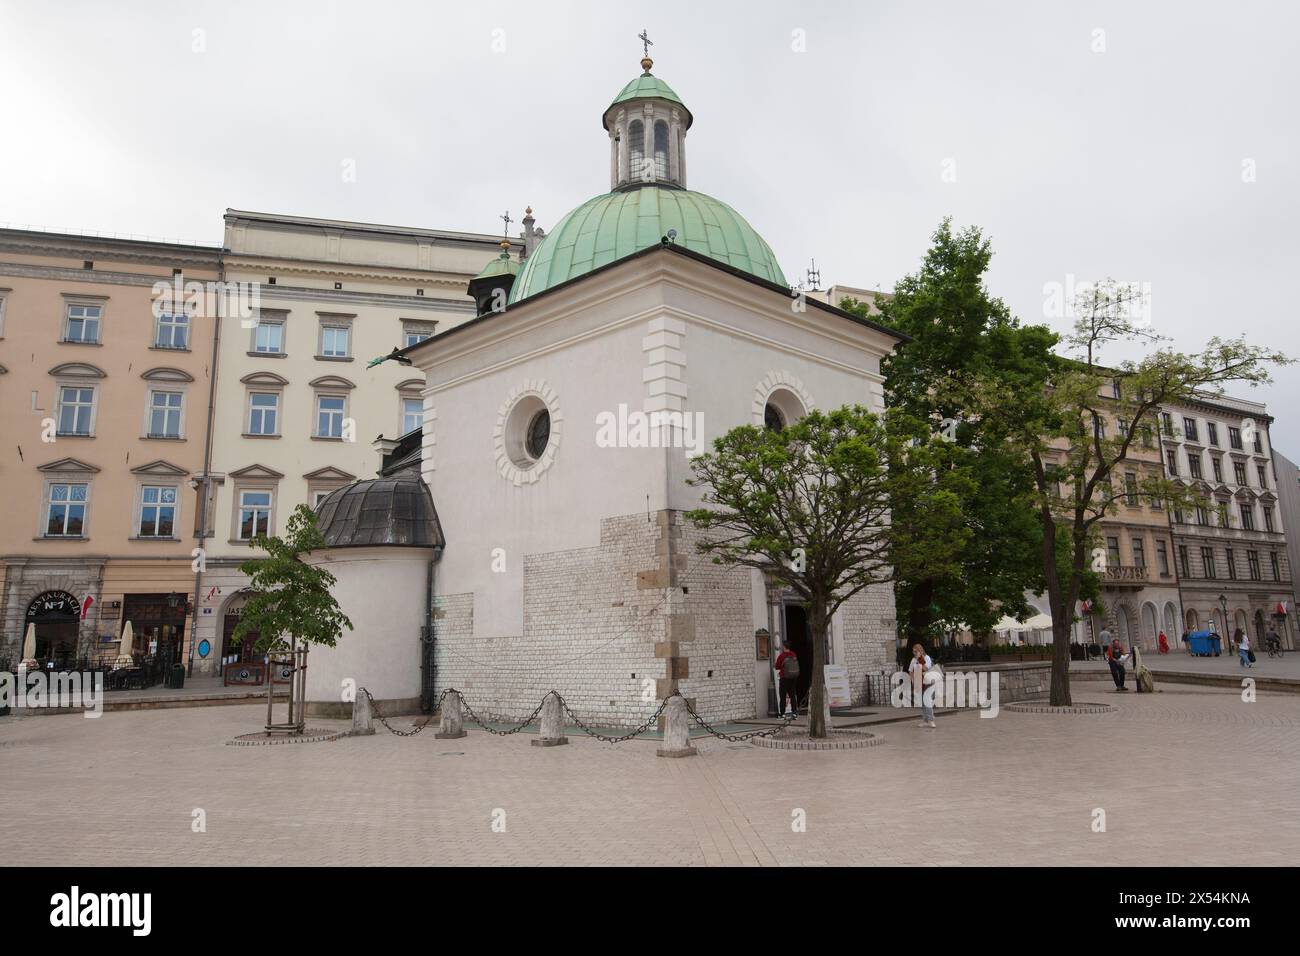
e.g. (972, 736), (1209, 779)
(1218, 594), (1229, 654)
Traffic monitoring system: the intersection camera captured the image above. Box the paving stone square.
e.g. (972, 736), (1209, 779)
(2, 684), (1295, 866)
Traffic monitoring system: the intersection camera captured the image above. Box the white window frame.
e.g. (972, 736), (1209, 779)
(236, 489), (274, 541)
(43, 480), (90, 538)
(252, 319), (285, 355)
(314, 393), (347, 439)
(55, 383), (98, 436)
(401, 319), (437, 348)
(136, 483), (179, 538)
(401, 395), (423, 435)
(146, 389), (184, 439)
(154, 310), (190, 349)
(62, 299), (104, 344)
(246, 391), (281, 436)
(320, 325), (350, 358)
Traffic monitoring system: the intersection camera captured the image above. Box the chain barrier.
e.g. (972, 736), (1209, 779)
(454, 691), (549, 737)
(556, 691), (673, 743)
(361, 687), (444, 737)
(681, 695), (796, 741)
(360, 686), (797, 743)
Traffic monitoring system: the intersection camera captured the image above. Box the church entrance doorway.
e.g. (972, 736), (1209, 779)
(782, 602), (813, 710)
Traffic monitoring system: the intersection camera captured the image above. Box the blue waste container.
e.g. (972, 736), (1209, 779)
(1187, 630), (1221, 656)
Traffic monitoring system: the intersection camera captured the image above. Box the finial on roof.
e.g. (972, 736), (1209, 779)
(638, 28), (654, 73)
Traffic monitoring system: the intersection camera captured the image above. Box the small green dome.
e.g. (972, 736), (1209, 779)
(473, 250), (519, 281)
(605, 73), (692, 128)
(509, 188), (787, 303)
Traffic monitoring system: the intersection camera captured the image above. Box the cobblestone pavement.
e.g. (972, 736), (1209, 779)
(2, 684), (1295, 866)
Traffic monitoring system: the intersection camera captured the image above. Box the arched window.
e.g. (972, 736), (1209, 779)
(764, 403), (785, 432)
(628, 120), (644, 181)
(653, 121), (669, 180)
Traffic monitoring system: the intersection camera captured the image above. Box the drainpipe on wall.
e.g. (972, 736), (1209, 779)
(187, 255), (224, 676)
(422, 547), (440, 712)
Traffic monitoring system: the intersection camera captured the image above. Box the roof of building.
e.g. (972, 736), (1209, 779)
(402, 242), (908, 355)
(314, 477), (444, 549)
(605, 72), (692, 127)
(473, 249), (520, 281)
(509, 187), (786, 303)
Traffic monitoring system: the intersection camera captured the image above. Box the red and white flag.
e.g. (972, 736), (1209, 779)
(81, 594), (95, 618)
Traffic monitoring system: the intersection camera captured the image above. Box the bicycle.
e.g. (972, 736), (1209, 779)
(1265, 637), (1283, 659)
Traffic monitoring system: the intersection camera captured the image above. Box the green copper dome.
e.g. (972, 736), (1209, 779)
(510, 187), (787, 303)
(605, 72), (692, 128)
(473, 250), (519, 280)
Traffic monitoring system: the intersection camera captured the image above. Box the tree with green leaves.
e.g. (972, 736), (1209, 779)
(685, 406), (968, 737)
(975, 279), (1290, 704)
(234, 504), (353, 729)
(841, 219), (1048, 647)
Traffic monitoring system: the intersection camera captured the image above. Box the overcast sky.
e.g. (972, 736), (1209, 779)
(3, 1), (1296, 449)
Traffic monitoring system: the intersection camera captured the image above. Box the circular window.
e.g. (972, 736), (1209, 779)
(495, 383), (562, 484)
(764, 402), (786, 432)
(526, 409), (551, 460)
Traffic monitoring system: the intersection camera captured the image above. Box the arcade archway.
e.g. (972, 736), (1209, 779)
(24, 590), (81, 662)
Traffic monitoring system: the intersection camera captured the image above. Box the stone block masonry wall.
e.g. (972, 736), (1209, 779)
(838, 583), (897, 705)
(671, 518), (768, 724)
(431, 510), (763, 728)
(430, 509), (900, 726)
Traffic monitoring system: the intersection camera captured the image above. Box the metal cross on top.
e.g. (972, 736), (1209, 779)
(500, 210), (513, 237)
(638, 29), (653, 58)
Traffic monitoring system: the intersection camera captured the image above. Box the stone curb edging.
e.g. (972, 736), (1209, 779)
(1003, 701), (1117, 715)
(226, 728), (348, 746)
(751, 731), (882, 750)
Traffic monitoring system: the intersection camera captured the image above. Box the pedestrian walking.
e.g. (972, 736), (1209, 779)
(909, 643), (936, 728)
(1238, 631), (1253, 668)
(774, 643), (801, 716)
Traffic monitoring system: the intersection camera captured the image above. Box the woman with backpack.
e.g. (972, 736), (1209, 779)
(774, 643), (801, 717)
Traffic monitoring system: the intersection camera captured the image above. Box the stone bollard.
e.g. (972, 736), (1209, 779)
(656, 696), (697, 758)
(350, 692), (375, 736)
(434, 692), (467, 739)
(530, 692), (568, 747)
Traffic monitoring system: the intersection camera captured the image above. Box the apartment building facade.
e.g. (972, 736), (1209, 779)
(1159, 393), (1294, 649)
(1087, 402), (1182, 651)
(0, 228), (222, 669)
(192, 211), (516, 673)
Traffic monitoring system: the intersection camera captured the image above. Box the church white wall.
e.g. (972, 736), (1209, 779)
(423, 315), (669, 638)
(408, 253), (901, 725)
(301, 546), (433, 715)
